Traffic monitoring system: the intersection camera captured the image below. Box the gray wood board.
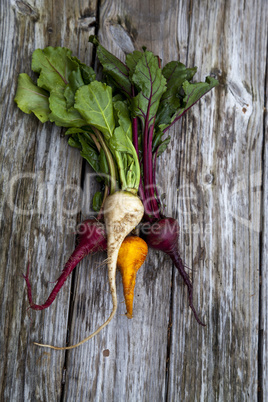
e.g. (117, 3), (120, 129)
(0, 0), (267, 401)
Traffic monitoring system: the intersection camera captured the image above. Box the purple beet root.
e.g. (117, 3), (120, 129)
(141, 217), (205, 326)
(23, 219), (107, 311)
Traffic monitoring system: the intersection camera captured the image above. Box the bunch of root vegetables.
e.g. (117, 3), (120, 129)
(15, 36), (218, 350)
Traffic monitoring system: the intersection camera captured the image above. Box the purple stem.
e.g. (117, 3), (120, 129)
(153, 146), (162, 214)
(147, 122), (160, 219)
(132, 115), (147, 210)
(132, 116), (139, 155)
(132, 85), (139, 157)
(143, 123), (149, 195)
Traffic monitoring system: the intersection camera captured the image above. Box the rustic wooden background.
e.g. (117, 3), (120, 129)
(0, 0), (267, 400)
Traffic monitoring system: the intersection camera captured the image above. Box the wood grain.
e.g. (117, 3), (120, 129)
(0, 0), (267, 400)
(165, 1), (267, 400)
(0, 0), (97, 400)
(261, 23), (268, 400)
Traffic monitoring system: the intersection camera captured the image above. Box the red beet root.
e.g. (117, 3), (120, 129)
(141, 217), (205, 326)
(23, 219), (107, 311)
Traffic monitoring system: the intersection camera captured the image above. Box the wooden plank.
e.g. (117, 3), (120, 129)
(0, 0), (97, 400)
(261, 32), (268, 401)
(166, 1), (267, 401)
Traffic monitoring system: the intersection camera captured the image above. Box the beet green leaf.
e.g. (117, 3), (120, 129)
(74, 81), (115, 139)
(14, 74), (50, 123)
(89, 35), (132, 97)
(131, 51), (167, 129)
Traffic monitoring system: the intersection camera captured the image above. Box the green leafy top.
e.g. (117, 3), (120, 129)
(130, 51), (167, 130)
(89, 37), (218, 218)
(15, 47), (140, 197)
(74, 80), (140, 193)
(15, 41), (218, 211)
(89, 36), (132, 97)
(15, 47), (96, 128)
(90, 37), (218, 159)
(14, 74), (50, 123)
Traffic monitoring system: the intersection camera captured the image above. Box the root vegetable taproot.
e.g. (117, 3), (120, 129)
(117, 236), (148, 319)
(141, 218), (205, 326)
(23, 220), (107, 311)
(35, 191), (144, 350)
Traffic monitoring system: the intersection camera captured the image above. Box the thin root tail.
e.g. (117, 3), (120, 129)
(33, 303), (118, 350)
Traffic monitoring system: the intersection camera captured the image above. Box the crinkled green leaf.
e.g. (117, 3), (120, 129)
(64, 69), (85, 109)
(17, 47), (94, 128)
(162, 61), (195, 81)
(155, 62), (196, 129)
(169, 76), (219, 127)
(152, 129), (164, 151)
(65, 127), (96, 148)
(89, 35), (132, 96)
(77, 134), (100, 172)
(155, 136), (171, 156)
(70, 56), (96, 84)
(32, 47), (78, 92)
(161, 61), (197, 106)
(112, 93), (125, 103)
(157, 76), (219, 133)
(68, 132), (109, 182)
(152, 130), (171, 157)
(131, 51), (167, 128)
(68, 134), (82, 149)
(113, 101), (132, 140)
(49, 90), (86, 127)
(14, 73), (50, 123)
(155, 103), (176, 129)
(102, 74), (121, 96)
(49, 66), (86, 127)
(65, 127), (87, 136)
(125, 50), (143, 78)
(109, 126), (133, 154)
(74, 81), (115, 139)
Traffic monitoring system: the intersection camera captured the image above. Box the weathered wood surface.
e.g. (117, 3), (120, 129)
(0, 0), (267, 401)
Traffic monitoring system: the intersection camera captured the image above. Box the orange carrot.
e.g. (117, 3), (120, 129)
(117, 236), (148, 319)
